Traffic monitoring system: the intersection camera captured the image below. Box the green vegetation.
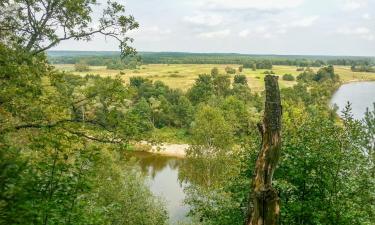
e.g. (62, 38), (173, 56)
(282, 73), (295, 81)
(1, 1), (375, 224)
(351, 65), (375, 72)
(180, 67), (375, 225)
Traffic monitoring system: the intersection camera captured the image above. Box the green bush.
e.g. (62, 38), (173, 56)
(282, 73), (295, 81)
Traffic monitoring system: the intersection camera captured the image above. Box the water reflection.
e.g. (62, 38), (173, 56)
(125, 151), (189, 224)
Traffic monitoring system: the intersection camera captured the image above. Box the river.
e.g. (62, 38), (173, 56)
(131, 82), (375, 224)
(130, 151), (189, 224)
(331, 82), (375, 119)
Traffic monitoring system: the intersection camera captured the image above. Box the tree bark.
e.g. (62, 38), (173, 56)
(246, 75), (282, 225)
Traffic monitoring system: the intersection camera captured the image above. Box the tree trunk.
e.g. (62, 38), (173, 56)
(246, 75), (282, 225)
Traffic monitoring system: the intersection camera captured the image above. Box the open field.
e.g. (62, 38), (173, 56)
(54, 64), (375, 92)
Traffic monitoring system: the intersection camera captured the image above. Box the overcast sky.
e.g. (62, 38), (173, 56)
(52, 0), (375, 56)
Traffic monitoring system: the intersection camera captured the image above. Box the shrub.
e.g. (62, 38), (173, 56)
(282, 74), (295, 81)
(225, 66), (236, 74)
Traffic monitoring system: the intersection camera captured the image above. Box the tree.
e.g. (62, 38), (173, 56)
(0, 0), (138, 56)
(246, 75), (282, 225)
(211, 67), (219, 76)
(225, 66), (236, 74)
(187, 74), (214, 104)
(282, 74), (295, 81)
(213, 74), (231, 96)
(239, 66), (243, 72)
(234, 74), (248, 85)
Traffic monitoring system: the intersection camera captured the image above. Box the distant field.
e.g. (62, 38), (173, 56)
(53, 64), (375, 92)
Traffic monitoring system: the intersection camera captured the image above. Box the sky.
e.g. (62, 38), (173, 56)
(52, 0), (375, 56)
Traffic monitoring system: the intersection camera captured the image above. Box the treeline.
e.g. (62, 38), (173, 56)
(351, 65), (375, 72)
(48, 51), (375, 68)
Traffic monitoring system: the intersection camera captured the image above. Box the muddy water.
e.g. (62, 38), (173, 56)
(129, 152), (188, 224)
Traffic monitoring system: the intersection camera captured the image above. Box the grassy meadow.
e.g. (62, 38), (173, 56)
(54, 64), (375, 92)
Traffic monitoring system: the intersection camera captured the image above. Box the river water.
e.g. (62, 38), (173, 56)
(331, 82), (375, 119)
(130, 152), (188, 224)
(130, 82), (375, 224)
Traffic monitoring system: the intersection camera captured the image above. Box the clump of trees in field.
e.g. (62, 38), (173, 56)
(282, 73), (295, 81)
(351, 65), (375, 72)
(225, 66), (236, 74)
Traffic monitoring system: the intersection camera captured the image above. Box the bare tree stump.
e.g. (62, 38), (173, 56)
(246, 75), (282, 225)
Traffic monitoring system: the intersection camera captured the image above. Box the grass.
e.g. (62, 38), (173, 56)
(53, 64), (375, 92)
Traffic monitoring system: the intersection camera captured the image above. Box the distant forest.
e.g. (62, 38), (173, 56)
(48, 51), (375, 69)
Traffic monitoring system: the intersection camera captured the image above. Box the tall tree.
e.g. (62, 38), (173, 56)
(0, 0), (138, 56)
(246, 75), (282, 225)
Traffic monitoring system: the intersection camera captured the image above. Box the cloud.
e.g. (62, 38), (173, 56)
(197, 29), (231, 38)
(129, 26), (172, 41)
(362, 13), (371, 20)
(239, 29), (250, 38)
(194, 0), (304, 10)
(238, 26), (273, 39)
(183, 13), (223, 26)
(337, 26), (374, 40)
(289, 16), (319, 27)
(342, 0), (367, 11)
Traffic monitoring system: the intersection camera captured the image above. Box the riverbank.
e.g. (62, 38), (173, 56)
(134, 141), (189, 158)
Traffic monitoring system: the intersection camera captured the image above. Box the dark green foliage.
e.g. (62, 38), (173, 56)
(225, 66), (236, 74)
(234, 74), (248, 85)
(282, 74), (295, 81)
(187, 74), (215, 104)
(351, 65), (375, 72)
(0, 44), (168, 225)
(211, 67), (219, 76)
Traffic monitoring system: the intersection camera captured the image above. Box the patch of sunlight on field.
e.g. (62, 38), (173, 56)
(53, 64), (375, 92)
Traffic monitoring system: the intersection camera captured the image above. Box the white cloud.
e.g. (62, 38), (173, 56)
(239, 29), (250, 38)
(194, 0), (304, 10)
(290, 16), (319, 27)
(184, 13), (223, 26)
(342, 0), (367, 11)
(197, 29), (231, 38)
(337, 26), (374, 41)
(362, 13), (371, 20)
(338, 27), (370, 35)
(128, 26), (172, 41)
(238, 26), (273, 39)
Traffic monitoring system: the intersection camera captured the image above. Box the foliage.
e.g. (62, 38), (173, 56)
(211, 67), (219, 76)
(0, 0), (138, 56)
(225, 66), (236, 74)
(282, 74), (295, 81)
(182, 72), (375, 225)
(0, 41), (167, 224)
(351, 65), (375, 72)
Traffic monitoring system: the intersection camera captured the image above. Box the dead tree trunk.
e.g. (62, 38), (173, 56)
(246, 75), (282, 225)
